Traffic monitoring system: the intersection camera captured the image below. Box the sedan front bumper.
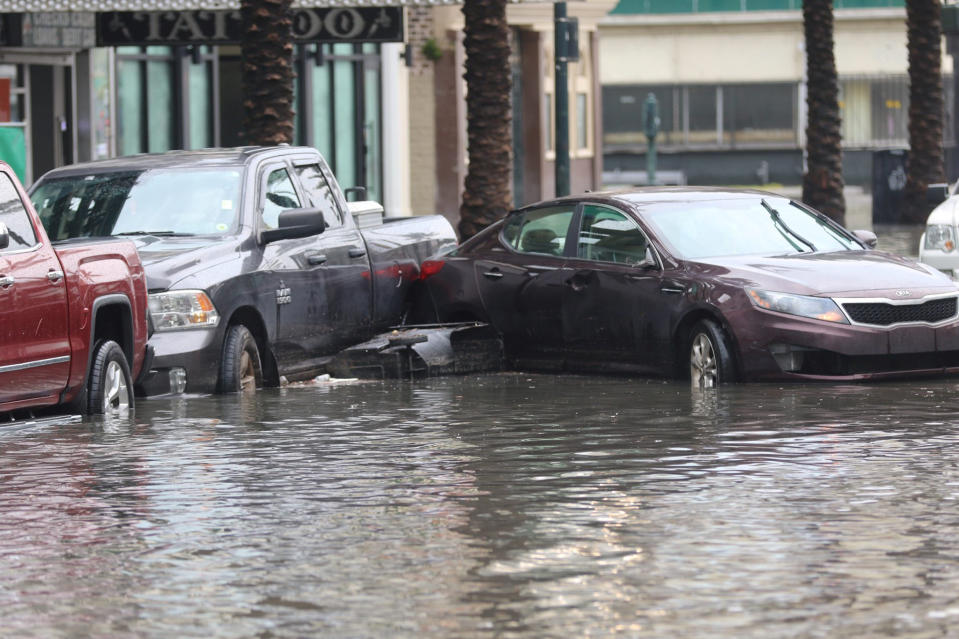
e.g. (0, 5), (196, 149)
(733, 306), (959, 382)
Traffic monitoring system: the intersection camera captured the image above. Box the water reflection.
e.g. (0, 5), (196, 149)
(4, 375), (959, 636)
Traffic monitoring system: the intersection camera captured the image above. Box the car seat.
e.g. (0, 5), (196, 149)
(520, 228), (560, 255)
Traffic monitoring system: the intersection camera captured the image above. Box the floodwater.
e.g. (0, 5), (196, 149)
(3, 374), (959, 638)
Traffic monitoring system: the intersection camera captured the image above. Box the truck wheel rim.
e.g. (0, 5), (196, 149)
(690, 333), (718, 389)
(239, 351), (256, 392)
(103, 360), (130, 414)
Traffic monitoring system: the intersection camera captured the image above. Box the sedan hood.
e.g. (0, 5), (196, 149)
(699, 250), (958, 298)
(133, 235), (239, 291)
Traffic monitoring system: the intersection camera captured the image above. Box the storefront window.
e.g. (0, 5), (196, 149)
(333, 44), (356, 191)
(116, 46), (214, 156)
(146, 47), (175, 153)
(188, 47), (213, 150)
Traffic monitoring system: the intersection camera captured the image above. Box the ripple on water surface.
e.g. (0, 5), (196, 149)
(2, 374), (959, 637)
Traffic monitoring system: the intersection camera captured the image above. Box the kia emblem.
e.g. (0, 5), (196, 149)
(896, 290), (911, 297)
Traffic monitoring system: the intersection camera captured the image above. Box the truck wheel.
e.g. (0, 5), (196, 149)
(87, 340), (134, 415)
(219, 325), (263, 393)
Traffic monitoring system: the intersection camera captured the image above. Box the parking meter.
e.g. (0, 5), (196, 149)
(644, 93), (660, 141)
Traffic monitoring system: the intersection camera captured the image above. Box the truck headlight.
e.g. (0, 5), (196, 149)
(746, 289), (848, 324)
(924, 224), (956, 252)
(149, 290), (220, 331)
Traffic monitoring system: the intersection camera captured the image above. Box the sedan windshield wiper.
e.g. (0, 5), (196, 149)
(114, 231), (195, 237)
(760, 199), (817, 253)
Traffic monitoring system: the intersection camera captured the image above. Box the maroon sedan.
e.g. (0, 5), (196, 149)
(418, 188), (959, 387)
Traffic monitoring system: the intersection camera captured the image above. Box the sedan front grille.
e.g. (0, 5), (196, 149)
(842, 297), (958, 326)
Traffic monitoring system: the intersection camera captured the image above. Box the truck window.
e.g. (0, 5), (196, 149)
(294, 164), (344, 229)
(262, 168), (302, 229)
(0, 173), (37, 251)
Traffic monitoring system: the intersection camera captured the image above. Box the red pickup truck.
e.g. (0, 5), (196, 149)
(0, 162), (150, 418)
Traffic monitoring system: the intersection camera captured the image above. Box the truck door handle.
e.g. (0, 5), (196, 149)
(348, 248), (366, 259)
(47, 270), (64, 282)
(307, 254), (328, 265)
(0, 275), (13, 287)
(482, 269), (504, 280)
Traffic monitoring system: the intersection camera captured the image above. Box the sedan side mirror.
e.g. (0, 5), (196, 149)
(852, 229), (878, 249)
(927, 183), (951, 205)
(635, 246), (659, 269)
(261, 207), (327, 244)
(0, 222), (8, 250)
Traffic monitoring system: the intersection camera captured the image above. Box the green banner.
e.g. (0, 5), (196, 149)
(0, 127), (26, 183)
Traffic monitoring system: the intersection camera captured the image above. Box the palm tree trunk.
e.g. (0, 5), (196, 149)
(241, 0), (295, 146)
(904, 0), (945, 223)
(802, 0), (845, 225)
(459, 0), (513, 240)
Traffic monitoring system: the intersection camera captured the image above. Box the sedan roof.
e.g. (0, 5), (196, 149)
(554, 187), (790, 210)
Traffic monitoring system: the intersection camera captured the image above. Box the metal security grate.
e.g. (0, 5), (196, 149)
(842, 297), (958, 326)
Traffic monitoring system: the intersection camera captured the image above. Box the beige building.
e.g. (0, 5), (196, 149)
(598, 4), (953, 186)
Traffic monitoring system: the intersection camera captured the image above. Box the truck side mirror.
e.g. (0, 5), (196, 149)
(344, 186), (367, 202)
(261, 207), (327, 244)
(0, 222), (8, 250)
(927, 183), (951, 205)
(852, 229), (878, 249)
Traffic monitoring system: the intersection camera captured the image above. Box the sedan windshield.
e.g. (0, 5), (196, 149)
(641, 196), (861, 259)
(30, 168), (242, 241)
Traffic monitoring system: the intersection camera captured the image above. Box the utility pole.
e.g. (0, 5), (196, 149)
(553, 2), (576, 197)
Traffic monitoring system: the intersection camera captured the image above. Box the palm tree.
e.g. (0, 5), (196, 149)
(802, 0), (845, 225)
(240, 0), (295, 145)
(904, 0), (945, 223)
(459, 0), (513, 240)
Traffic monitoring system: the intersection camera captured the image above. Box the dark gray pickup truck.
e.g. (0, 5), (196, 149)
(29, 146), (456, 395)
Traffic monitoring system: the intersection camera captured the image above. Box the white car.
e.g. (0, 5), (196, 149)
(919, 182), (959, 278)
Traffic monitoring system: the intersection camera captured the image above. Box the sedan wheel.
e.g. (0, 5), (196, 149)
(688, 319), (736, 389)
(690, 333), (719, 388)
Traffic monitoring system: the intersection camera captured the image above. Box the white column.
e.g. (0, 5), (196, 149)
(381, 42), (412, 217)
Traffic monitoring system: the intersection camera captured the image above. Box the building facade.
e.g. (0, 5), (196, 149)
(0, 3), (408, 217)
(598, 0), (953, 187)
(0, 0), (617, 235)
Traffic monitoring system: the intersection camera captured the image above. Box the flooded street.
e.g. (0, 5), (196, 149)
(3, 374), (959, 637)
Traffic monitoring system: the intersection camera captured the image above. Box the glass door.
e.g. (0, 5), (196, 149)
(296, 43), (381, 202)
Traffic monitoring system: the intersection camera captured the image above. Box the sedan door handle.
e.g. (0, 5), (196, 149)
(348, 248), (367, 259)
(482, 269), (504, 280)
(660, 285), (685, 295)
(307, 254), (328, 265)
(0, 275), (13, 288)
(47, 270), (64, 282)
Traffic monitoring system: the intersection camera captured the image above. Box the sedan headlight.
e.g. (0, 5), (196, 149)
(746, 288), (848, 324)
(924, 224), (956, 252)
(149, 290), (220, 331)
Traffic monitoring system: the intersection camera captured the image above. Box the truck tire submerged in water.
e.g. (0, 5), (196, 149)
(87, 340), (134, 415)
(219, 325), (263, 393)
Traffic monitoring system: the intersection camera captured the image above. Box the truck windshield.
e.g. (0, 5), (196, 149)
(31, 168), (243, 240)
